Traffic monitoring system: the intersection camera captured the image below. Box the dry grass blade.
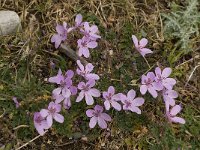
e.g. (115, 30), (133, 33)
(59, 43), (88, 65)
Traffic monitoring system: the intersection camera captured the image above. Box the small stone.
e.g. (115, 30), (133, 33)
(109, 50), (113, 56)
(0, 11), (22, 35)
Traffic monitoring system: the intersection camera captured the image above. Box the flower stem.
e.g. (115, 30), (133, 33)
(143, 57), (151, 68)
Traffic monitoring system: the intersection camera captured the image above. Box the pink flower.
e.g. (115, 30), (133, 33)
(81, 22), (101, 40)
(63, 97), (71, 109)
(132, 35), (153, 57)
(102, 86), (122, 111)
(12, 97), (19, 108)
(121, 90), (145, 114)
(52, 87), (71, 104)
(76, 60), (99, 80)
(68, 14), (84, 32)
(76, 80), (100, 105)
(48, 69), (64, 84)
(154, 67), (176, 90)
(49, 69), (74, 84)
(53, 79), (77, 109)
(75, 14), (83, 27)
(77, 37), (98, 58)
(51, 22), (69, 48)
(40, 102), (64, 127)
(86, 105), (111, 129)
(166, 105), (185, 124)
(49, 69), (77, 109)
(140, 72), (160, 98)
(162, 89), (178, 107)
(34, 112), (49, 135)
(49, 69), (75, 102)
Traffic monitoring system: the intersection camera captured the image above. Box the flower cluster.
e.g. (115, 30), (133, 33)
(51, 14), (100, 58)
(32, 14), (185, 136)
(34, 59), (145, 134)
(140, 67), (185, 124)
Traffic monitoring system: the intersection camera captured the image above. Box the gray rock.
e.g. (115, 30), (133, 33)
(0, 11), (22, 35)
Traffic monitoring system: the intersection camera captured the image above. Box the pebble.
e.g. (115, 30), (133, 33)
(0, 11), (22, 35)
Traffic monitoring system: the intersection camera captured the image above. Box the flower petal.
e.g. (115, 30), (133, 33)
(119, 94), (128, 103)
(165, 103), (170, 112)
(87, 80), (96, 88)
(78, 48), (83, 57)
(171, 117), (185, 124)
(167, 90), (178, 98)
(140, 48), (153, 56)
(48, 101), (56, 110)
(52, 87), (62, 96)
(132, 35), (138, 48)
(63, 98), (71, 109)
(48, 69), (63, 84)
(86, 109), (94, 117)
(51, 34), (62, 49)
(54, 94), (64, 104)
(111, 101), (121, 111)
(86, 73), (100, 80)
(141, 75), (147, 84)
(82, 47), (90, 58)
(70, 86), (77, 95)
(152, 82), (163, 91)
(89, 117), (97, 128)
(35, 125), (46, 136)
(76, 91), (84, 102)
(112, 93), (123, 101)
(147, 72), (155, 80)
(132, 98), (145, 107)
(139, 38), (148, 47)
(54, 113), (64, 123)
(163, 83), (173, 90)
(85, 92), (94, 105)
(101, 113), (112, 121)
(75, 14), (82, 25)
(40, 109), (49, 118)
(155, 67), (161, 76)
(104, 100), (111, 110)
(98, 117), (107, 129)
(127, 89), (136, 100)
(84, 22), (90, 32)
(164, 78), (176, 86)
(89, 88), (101, 97)
(140, 85), (147, 95)
(108, 86), (115, 95)
(165, 97), (175, 106)
(130, 106), (141, 114)
(85, 63), (94, 73)
(66, 70), (74, 78)
(47, 115), (53, 127)
(148, 87), (158, 98)
(63, 22), (68, 30)
(56, 24), (64, 34)
(170, 105), (182, 116)
(90, 25), (98, 33)
(62, 87), (71, 98)
(78, 82), (85, 90)
(94, 105), (104, 112)
(87, 41), (97, 48)
(162, 68), (172, 78)
(77, 60), (84, 71)
(55, 103), (62, 112)
(103, 92), (108, 100)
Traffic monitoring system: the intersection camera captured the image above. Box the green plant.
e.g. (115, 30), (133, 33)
(162, 0), (200, 53)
